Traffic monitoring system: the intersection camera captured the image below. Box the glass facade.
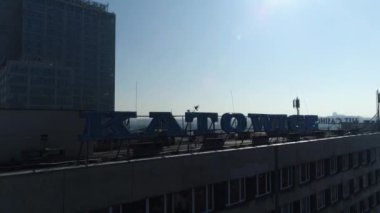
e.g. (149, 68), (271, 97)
(0, 61), (74, 109)
(0, 0), (115, 111)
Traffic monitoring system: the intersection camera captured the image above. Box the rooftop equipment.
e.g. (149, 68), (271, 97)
(293, 97), (300, 116)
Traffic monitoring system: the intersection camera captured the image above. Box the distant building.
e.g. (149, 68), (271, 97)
(0, 0), (115, 111)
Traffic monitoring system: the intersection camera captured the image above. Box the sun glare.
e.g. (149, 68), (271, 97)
(256, 0), (298, 19)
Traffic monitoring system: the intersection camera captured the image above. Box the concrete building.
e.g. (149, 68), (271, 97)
(0, 109), (89, 163)
(0, 0), (115, 111)
(1, 128), (380, 212)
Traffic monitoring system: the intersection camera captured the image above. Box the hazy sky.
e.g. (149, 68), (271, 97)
(97, 0), (380, 117)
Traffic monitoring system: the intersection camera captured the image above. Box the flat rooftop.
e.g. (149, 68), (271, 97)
(60, 0), (109, 12)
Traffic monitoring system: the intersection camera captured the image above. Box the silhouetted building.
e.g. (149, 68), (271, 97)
(0, 0), (115, 111)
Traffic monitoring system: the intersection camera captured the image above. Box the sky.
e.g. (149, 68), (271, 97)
(97, 0), (380, 117)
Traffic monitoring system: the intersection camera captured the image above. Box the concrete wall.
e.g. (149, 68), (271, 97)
(0, 109), (87, 162)
(0, 134), (380, 212)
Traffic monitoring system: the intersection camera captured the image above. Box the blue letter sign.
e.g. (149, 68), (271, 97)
(145, 112), (185, 136)
(81, 111), (137, 140)
(221, 113), (247, 133)
(185, 112), (218, 135)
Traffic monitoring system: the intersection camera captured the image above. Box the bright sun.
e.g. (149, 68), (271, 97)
(256, 0), (298, 19)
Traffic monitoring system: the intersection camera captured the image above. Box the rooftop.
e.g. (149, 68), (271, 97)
(1, 132), (378, 174)
(62, 0), (109, 12)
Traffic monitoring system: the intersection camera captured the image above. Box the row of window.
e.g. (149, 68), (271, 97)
(88, 148), (379, 213)
(279, 170), (380, 213)
(279, 149), (376, 191)
(88, 169), (380, 213)
(5, 64), (70, 76)
(88, 182), (231, 213)
(279, 187), (337, 213)
(341, 191), (380, 213)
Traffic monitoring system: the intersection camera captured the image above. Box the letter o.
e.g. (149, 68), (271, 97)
(221, 113), (247, 133)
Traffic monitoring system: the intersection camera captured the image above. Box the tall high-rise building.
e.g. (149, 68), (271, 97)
(0, 0), (115, 111)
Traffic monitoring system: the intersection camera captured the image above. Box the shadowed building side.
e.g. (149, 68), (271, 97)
(1, 133), (380, 213)
(0, 0), (22, 63)
(0, 0), (115, 111)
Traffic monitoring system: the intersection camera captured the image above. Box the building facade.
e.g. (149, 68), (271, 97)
(1, 133), (380, 213)
(0, 0), (115, 111)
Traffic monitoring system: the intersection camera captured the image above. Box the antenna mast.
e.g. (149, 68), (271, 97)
(230, 90), (235, 113)
(293, 97), (300, 116)
(377, 90), (380, 131)
(135, 81), (138, 112)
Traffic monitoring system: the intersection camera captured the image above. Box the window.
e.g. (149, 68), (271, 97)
(122, 199), (146, 213)
(350, 204), (359, 213)
(361, 199), (369, 212)
(109, 204), (122, 213)
(316, 160), (325, 179)
(256, 172), (271, 197)
(369, 172), (376, 185)
(300, 196), (310, 213)
(361, 150), (368, 165)
(362, 175), (368, 189)
(214, 182), (228, 210)
(173, 190), (192, 213)
(352, 153), (359, 168)
(316, 191), (326, 210)
(330, 157), (338, 174)
(341, 154), (349, 171)
(280, 167), (293, 190)
(299, 163), (310, 184)
(369, 195), (376, 208)
(206, 185), (214, 211)
(281, 203), (293, 213)
(353, 177), (360, 193)
(194, 184), (214, 212)
(245, 177), (256, 200)
(377, 170), (380, 183)
(330, 185), (338, 204)
(370, 149), (376, 163)
(148, 195), (169, 213)
(227, 179), (245, 206)
(343, 181), (350, 199)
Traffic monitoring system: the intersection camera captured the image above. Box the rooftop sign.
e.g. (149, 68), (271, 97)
(81, 112), (319, 141)
(318, 117), (359, 125)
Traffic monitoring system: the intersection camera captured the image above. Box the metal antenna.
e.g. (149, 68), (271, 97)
(135, 81), (138, 112)
(377, 90), (380, 130)
(230, 90), (235, 113)
(293, 97), (300, 116)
